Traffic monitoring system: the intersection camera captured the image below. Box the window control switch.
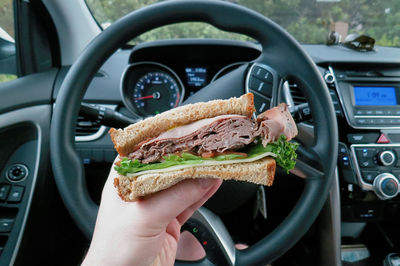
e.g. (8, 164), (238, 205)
(0, 219), (14, 233)
(0, 184), (11, 201)
(7, 186), (24, 203)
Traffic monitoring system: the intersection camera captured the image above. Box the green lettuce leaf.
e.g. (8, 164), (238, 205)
(246, 135), (299, 173)
(114, 135), (299, 175)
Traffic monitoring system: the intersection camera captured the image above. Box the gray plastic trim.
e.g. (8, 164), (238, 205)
(0, 105), (51, 266)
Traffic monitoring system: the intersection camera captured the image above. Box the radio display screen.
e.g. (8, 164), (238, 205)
(353, 86), (397, 106)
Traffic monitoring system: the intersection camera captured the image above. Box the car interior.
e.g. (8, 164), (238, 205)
(1, 0), (400, 265)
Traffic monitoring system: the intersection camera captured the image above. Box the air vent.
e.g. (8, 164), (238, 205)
(288, 82), (307, 105)
(75, 115), (101, 136)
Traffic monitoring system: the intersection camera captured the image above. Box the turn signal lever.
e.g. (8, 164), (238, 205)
(290, 103), (312, 123)
(79, 103), (138, 128)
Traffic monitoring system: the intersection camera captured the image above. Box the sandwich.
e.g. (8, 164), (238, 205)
(109, 93), (298, 201)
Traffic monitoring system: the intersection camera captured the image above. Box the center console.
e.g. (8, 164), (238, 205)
(330, 65), (400, 265)
(330, 65), (400, 223)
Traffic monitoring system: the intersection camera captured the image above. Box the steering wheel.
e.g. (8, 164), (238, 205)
(50, 1), (338, 265)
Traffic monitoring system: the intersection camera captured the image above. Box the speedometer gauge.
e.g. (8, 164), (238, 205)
(121, 62), (185, 117)
(133, 72), (181, 115)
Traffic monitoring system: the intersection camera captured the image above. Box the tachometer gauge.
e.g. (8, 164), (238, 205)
(133, 72), (180, 115)
(121, 62), (185, 117)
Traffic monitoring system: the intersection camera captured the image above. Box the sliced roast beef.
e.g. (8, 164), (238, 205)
(128, 103), (297, 163)
(256, 103), (298, 146)
(129, 115), (258, 163)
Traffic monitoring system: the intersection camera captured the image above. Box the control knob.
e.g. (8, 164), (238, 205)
(373, 173), (399, 200)
(324, 72), (335, 84)
(379, 150), (396, 166)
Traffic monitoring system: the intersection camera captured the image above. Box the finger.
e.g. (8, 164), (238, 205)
(176, 179), (222, 225)
(138, 178), (221, 227)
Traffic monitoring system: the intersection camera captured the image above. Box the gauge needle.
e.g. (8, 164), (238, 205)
(135, 95), (154, 100)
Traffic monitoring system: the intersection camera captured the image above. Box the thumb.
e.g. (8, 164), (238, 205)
(137, 178), (221, 226)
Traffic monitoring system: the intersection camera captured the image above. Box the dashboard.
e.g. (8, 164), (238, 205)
(55, 38), (400, 235)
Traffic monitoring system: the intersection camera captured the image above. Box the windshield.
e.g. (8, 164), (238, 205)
(86, 0), (400, 47)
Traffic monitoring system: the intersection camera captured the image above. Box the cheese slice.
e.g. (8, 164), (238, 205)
(127, 151), (276, 178)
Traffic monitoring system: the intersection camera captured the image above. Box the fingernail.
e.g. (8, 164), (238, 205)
(198, 178), (213, 189)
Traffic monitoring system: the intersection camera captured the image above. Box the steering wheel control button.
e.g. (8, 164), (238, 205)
(249, 78), (273, 97)
(0, 219), (14, 233)
(373, 173), (400, 200)
(379, 151), (396, 166)
(0, 184), (11, 201)
(251, 66), (273, 83)
(6, 164), (29, 182)
(7, 186), (24, 203)
(253, 94), (271, 114)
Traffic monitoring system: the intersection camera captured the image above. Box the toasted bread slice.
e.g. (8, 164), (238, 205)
(109, 93), (255, 157)
(114, 157), (275, 201)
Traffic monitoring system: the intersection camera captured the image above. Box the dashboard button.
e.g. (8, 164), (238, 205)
(377, 133), (390, 144)
(385, 110), (394, 115)
(356, 118), (367, 125)
(377, 118), (387, 124)
(355, 147), (376, 159)
(358, 158), (375, 168)
(361, 170), (379, 184)
(375, 110), (384, 115)
(339, 143), (348, 154)
(347, 133), (379, 144)
(365, 110), (374, 115)
(355, 109), (365, 115)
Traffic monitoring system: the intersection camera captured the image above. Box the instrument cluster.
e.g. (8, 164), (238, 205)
(121, 61), (244, 117)
(119, 40), (261, 117)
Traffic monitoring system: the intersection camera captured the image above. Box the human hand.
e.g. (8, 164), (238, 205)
(82, 158), (222, 266)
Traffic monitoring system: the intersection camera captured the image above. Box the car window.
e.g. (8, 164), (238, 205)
(86, 0), (400, 47)
(0, 0), (17, 83)
(85, 0), (253, 44)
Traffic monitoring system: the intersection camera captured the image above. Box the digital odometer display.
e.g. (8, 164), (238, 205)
(185, 67), (207, 87)
(354, 86), (397, 106)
